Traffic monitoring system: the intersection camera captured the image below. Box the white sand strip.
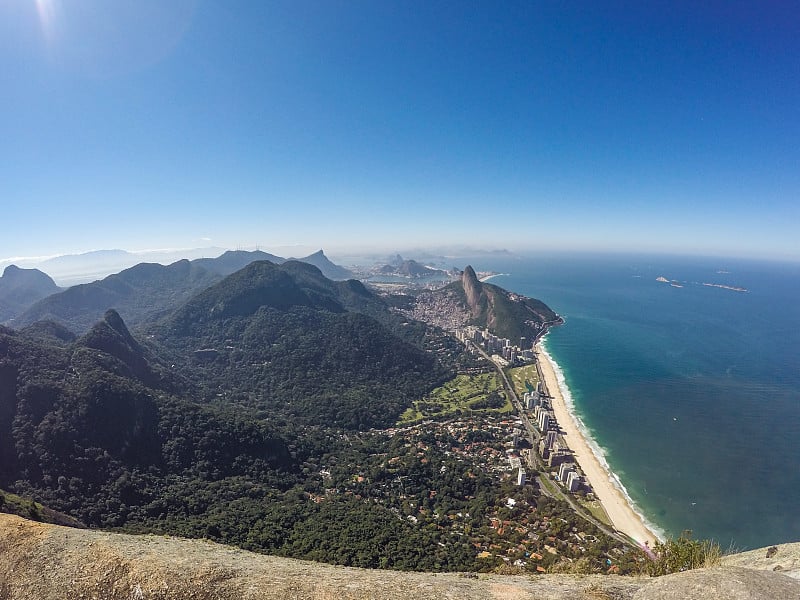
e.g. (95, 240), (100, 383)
(536, 343), (659, 547)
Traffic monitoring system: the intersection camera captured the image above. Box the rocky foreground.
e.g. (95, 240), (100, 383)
(1, 514), (799, 600)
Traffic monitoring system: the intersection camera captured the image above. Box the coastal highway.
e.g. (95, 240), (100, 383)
(467, 340), (637, 548)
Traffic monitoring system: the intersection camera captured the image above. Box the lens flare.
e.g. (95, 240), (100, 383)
(34, 0), (60, 42)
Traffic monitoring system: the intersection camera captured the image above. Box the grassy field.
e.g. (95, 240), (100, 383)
(398, 373), (514, 424)
(577, 497), (613, 528)
(506, 363), (540, 398)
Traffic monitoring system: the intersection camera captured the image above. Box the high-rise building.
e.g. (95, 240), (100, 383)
(558, 462), (574, 481)
(566, 471), (581, 492)
(537, 410), (551, 432)
(517, 467), (526, 486)
(538, 439), (550, 459)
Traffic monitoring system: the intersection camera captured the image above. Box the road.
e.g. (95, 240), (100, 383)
(467, 339), (637, 548)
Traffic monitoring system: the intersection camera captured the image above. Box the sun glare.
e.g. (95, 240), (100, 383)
(34, 0), (59, 42)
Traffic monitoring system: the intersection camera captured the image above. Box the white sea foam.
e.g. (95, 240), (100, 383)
(539, 339), (667, 542)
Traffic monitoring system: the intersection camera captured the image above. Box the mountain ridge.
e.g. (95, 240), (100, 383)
(14, 250), (355, 333)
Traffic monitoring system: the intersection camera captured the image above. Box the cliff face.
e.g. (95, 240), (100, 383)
(461, 266), (484, 318)
(1, 514), (798, 600)
(450, 265), (559, 343)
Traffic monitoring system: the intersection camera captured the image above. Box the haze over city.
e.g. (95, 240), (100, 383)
(1, 2), (798, 261)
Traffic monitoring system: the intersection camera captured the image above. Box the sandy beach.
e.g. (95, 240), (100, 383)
(535, 343), (659, 548)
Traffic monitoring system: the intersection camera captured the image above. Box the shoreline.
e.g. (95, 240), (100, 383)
(535, 341), (661, 548)
(478, 273), (508, 283)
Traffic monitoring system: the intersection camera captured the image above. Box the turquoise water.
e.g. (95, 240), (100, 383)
(470, 253), (800, 550)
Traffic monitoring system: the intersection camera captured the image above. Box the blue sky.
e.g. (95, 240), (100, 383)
(1, 1), (798, 261)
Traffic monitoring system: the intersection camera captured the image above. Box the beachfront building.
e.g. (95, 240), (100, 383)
(566, 470), (581, 492)
(558, 462), (574, 482)
(525, 390), (541, 410)
(537, 410), (551, 433)
(538, 439), (550, 460)
(546, 448), (570, 469)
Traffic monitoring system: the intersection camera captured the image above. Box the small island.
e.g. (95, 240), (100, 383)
(656, 276), (683, 288)
(702, 283), (748, 293)
(657, 276), (747, 293)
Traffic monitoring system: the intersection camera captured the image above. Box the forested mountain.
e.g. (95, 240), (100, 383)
(153, 260), (450, 429)
(14, 250), (356, 334)
(19, 320), (77, 346)
(16, 259), (222, 333)
(0, 313), (298, 529)
(0, 265), (61, 323)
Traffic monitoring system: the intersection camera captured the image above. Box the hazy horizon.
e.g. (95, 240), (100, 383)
(3, 243), (797, 290)
(2, 2), (798, 262)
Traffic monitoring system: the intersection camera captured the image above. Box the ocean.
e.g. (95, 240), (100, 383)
(469, 252), (800, 550)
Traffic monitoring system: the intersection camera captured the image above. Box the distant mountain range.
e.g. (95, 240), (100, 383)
(14, 258), (222, 333)
(5, 249), (354, 333)
(0, 248), (226, 285)
(377, 257), (450, 278)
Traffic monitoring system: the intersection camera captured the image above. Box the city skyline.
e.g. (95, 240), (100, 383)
(1, 2), (798, 261)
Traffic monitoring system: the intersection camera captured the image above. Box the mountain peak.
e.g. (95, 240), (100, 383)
(102, 309), (136, 344)
(461, 265), (483, 316)
(295, 250), (354, 281)
(462, 265), (479, 284)
(1, 264), (57, 285)
(0, 265), (61, 322)
(79, 310), (153, 383)
(169, 260), (351, 331)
